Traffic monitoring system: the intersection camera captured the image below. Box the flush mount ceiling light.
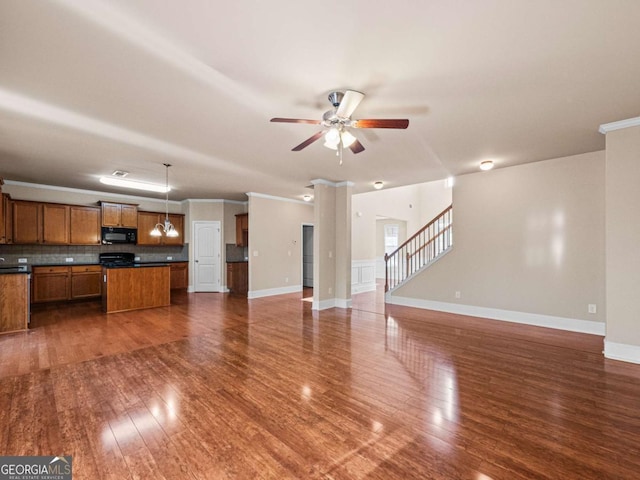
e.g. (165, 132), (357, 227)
(99, 173), (170, 193)
(480, 160), (494, 171)
(302, 194), (313, 202)
(374, 181), (384, 190)
(150, 164), (179, 238)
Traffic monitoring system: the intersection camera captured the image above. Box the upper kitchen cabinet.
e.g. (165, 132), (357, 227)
(137, 211), (184, 246)
(100, 202), (138, 228)
(12, 200), (41, 244)
(42, 203), (70, 244)
(70, 206), (101, 245)
(11, 200), (101, 245)
(0, 193), (11, 244)
(235, 213), (248, 247)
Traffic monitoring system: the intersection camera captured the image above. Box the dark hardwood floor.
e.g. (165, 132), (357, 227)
(1, 286), (640, 479)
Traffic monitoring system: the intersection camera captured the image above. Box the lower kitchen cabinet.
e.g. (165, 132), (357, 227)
(32, 266), (70, 303)
(0, 273), (29, 334)
(70, 265), (102, 299)
(170, 262), (188, 290)
(32, 265), (102, 303)
(227, 262), (248, 295)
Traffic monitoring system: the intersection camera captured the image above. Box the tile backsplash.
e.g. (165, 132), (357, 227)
(0, 243), (189, 265)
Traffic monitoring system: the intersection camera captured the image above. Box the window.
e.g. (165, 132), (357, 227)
(384, 224), (399, 254)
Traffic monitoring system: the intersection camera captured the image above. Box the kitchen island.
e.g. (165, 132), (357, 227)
(102, 264), (170, 313)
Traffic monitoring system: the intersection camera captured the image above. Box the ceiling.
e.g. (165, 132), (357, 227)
(1, 1), (640, 202)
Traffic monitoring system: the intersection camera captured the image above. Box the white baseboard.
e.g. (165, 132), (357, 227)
(248, 284), (301, 299)
(604, 340), (640, 364)
(312, 297), (352, 310)
(388, 295), (606, 336)
(187, 285), (195, 293)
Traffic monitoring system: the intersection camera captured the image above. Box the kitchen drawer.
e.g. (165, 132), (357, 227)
(71, 265), (101, 273)
(33, 266), (70, 274)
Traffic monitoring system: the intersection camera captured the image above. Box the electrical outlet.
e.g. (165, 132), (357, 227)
(329, 251), (333, 258)
(455, 291), (461, 299)
(588, 304), (597, 314)
(65, 257), (74, 263)
(285, 277), (289, 283)
(328, 287), (332, 294)
(167, 256), (173, 260)
(18, 258), (27, 263)
(135, 256), (140, 261)
(253, 250), (259, 257)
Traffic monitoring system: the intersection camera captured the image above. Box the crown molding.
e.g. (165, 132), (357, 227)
(246, 192), (312, 205)
(599, 116), (640, 134)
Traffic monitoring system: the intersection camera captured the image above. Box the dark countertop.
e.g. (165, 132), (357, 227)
(226, 260), (248, 264)
(0, 266), (31, 275)
(24, 260), (188, 267)
(103, 263), (171, 269)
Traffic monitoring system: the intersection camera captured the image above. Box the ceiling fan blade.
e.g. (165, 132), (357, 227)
(292, 131), (325, 151)
(271, 118), (321, 125)
(352, 119), (409, 129)
(349, 139), (365, 154)
(336, 90), (365, 118)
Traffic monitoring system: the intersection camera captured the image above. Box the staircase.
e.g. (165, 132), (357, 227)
(384, 204), (453, 292)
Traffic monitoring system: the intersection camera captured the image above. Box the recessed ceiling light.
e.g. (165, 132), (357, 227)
(480, 160), (494, 171)
(374, 181), (384, 190)
(99, 176), (170, 193)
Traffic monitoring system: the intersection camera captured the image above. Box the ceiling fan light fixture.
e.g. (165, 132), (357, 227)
(340, 130), (356, 148)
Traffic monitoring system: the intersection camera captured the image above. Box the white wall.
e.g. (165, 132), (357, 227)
(604, 123), (640, 362)
(247, 193), (314, 298)
(392, 151), (606, 333)
(352, 180), (452, 261)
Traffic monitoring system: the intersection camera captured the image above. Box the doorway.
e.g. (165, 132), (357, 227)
(193, 221), (221, 292)
(302, 224), (313, 288)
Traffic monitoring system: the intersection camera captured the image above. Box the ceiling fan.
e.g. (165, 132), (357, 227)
(271, 90), (409, 164)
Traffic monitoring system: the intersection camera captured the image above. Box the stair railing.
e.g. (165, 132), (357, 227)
(384, 205), (453, 292)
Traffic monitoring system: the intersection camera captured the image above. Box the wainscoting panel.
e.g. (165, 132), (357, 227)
(352, 259), (377, 294)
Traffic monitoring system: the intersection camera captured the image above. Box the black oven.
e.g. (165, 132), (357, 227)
(101, 227), (137, 244)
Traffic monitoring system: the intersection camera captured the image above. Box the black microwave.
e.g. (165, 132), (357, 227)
(101, 227), (137, 244)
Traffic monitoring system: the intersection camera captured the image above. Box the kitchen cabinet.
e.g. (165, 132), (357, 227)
(227, 262), (248, 295)
(70, 206), (101, 245)
(12, 200), (41, 244)
(103, 265), (170, 313)
(42, 203), (70, 244)
(100, 202), (138, 228)
(0, 272), (29, 334)
(12, 201), (101, 245)
(170, 262), (188, 290)
(32, 266), (70, 303)
(137, 211), (185, 246)
(70, 265), (102, 299)
(0, 193), (10, 244)
(235, 213), (248, 247)
(32, 265), (102, 303)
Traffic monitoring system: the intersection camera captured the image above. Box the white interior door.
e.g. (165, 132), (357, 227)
(193, 221), (220, 292)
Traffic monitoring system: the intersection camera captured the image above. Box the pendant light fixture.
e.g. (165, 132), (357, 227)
(150, 163), (179, 238)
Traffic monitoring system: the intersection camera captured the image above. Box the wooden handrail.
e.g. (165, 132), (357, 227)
(385, 204), (453, 292)
(407, 225), (452, 259)
(386, 205), (452, 259)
